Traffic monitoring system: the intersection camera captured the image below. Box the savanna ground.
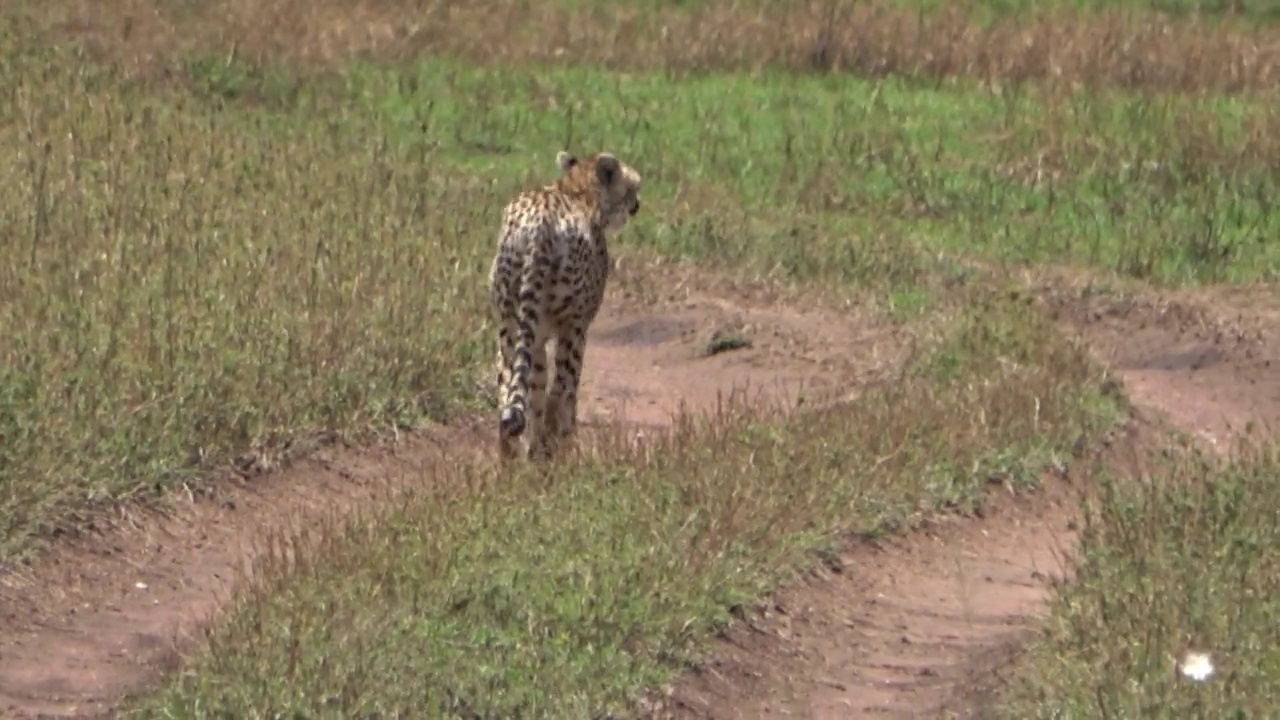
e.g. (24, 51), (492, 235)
(1, 0), (1279, 717)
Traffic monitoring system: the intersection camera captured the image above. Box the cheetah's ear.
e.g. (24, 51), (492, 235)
(556, 151), (578, 172)
(595, 153), (620, 184)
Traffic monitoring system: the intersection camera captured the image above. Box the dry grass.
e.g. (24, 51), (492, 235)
(28, 0), (1280, 93)
(0, 23), (497, 562)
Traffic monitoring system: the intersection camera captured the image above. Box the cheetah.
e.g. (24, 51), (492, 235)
(488, 150), (643, 461)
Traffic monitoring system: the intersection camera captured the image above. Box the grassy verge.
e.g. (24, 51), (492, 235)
(132, 291), (1120, 717)
(1005, 440), (1280, 718)
(332, 58), (1280, 286)
(177, 52), (1280, 288)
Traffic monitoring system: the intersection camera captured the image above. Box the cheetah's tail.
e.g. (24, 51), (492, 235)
(500, 405), (525, 437)
(500, 342), (528, 437)
(500, 249), (550, 439)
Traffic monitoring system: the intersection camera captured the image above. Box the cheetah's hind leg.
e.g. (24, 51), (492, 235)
(496, 320), (523, 461)
(544, 330), (587, 459)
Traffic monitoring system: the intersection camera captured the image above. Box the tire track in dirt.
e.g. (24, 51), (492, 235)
(652, 280), (1280, 720)
(6, 269), (1273, 719)
(0, 270), (902, 718)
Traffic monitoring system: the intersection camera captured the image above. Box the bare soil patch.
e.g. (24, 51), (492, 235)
(653, 279), (1280, 719)
(1046, 280), (1280, 450)
(583, 275), (903, 432)
(0, 271), (900, 718)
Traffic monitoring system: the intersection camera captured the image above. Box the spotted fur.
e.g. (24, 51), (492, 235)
(488, 151), (643, 460)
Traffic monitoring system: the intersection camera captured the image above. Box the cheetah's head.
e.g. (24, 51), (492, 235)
(556, 150), (642, 234)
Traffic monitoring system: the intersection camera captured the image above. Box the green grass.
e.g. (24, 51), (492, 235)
(134, 294), (1120, 717)
(198, 56), (1280, 286)
(1005, 440), (1280, 718)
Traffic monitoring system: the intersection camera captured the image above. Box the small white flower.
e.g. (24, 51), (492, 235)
(1180, 651), (1214, 682)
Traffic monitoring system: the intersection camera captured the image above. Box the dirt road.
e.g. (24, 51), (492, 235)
(2, 270), (1276, 719)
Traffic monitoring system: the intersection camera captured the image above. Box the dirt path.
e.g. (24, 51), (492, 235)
(654, 280), (1280, 719)
(0, 267), (900, 718)
(652, 477), (1071, 718)
(0, 421), (491, 719)
(1044, 280), (1280, 451)
(650, 414), (1156, 720)
(1, 268), (1275, 719)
